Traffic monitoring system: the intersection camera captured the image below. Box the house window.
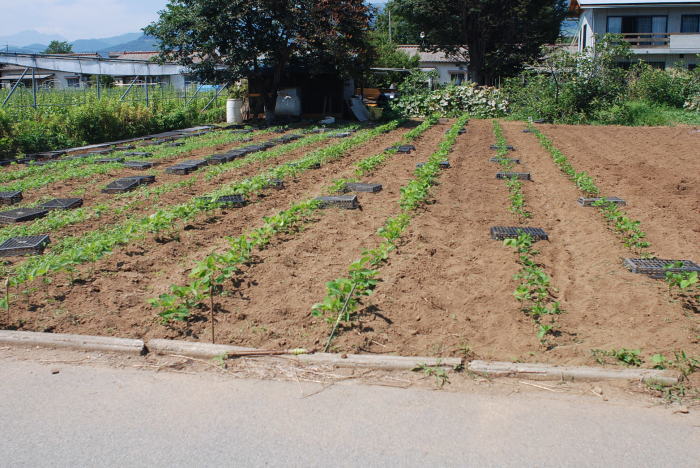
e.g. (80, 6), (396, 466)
(450, 72), (465, 85)
(607, 16), (667, 34)
(582, 24), (587, 48)
(66, 77), (80, 88)
(681, 15), (700, 33)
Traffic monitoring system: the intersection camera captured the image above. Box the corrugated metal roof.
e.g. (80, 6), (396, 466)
(396, 46), (467, 63)
(578, 0), (700, 6)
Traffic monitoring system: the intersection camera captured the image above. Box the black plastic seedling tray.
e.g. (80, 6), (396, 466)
(0, 207), (49, 224)
(343, 183), (382, 193)
(215, 195), (247, 207)
(416, 162), (450, 169)
(207, 154), (236, 164)
(334, 132), (352, 138)
(490, 145), (515, 151)
(577, 197), (626, 207)
(102, 176), (155, 193)
(124, 161), (153, 170)
(490, 226), (549, 241)
(123, 152), (153, 158)
(88, 149), (114, 156)
(165, 165), (196, 175)
(0, 191), (22, 205)
(39, 198), (83, 210)
(316, 195), (359, 210)
(96, 158), (125, 164)
(0, 234), (50, 256)
(496, 172), (531, 180)
(623, 258), (700, 279)
(231, 129), (253, 134)
(265, 179), (284, 190)
(490, 157), (521, 164)
(114, 145), (135, 151)
(167, 142), (184, 148)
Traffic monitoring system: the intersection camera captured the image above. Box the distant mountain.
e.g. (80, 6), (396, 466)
(0, 30), (65, 48)
(72, 33), (142, 53)
(98, 35), (160, 54)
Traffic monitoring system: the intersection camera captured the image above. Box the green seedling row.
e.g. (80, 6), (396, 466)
(504, 232), (564, 344)
(312, 115), (469, 349)
(492, 120), (531, 220)
(0, 126), (278, 193)
(527, 124), (652, 254)
(3, 121), (400, 290)
(0, 128), (350, 244)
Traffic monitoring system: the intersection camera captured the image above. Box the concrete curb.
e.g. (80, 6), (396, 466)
(147, 339), (461, 370)
(0, 330), (145, 355)
(0, 331), (682, 385)
(468, 360), (680, 385)
(147, 339), (258, 358)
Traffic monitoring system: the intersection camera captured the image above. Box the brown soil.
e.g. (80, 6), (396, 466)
(3, 119), (698, 370)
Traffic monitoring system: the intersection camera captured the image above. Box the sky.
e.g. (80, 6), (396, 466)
(0, 0), (169, 41)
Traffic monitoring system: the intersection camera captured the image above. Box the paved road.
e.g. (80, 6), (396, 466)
(1, 358), (698, 467)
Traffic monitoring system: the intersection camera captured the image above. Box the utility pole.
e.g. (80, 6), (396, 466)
(388, 7), (392, 43)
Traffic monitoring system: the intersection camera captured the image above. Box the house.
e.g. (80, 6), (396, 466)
(570, 0), (700, 69)
(396, 45), (469, 84)
(109, 51), (186, 89)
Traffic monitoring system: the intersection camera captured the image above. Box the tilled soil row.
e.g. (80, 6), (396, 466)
(536, 124), (699, 259)
(8, 123), (418, 336)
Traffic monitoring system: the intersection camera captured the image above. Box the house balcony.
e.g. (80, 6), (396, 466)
(620, 33), (700, 54)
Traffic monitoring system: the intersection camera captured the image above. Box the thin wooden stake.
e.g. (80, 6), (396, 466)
(324, 283), (357, 353)
(210, 286), (215, 344)
(4, 278), (9, 324)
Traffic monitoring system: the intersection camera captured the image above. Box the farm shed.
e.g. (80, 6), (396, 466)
(246, 68), (355, 119)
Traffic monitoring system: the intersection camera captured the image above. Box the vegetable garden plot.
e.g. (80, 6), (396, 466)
(0, 120), (431, 341)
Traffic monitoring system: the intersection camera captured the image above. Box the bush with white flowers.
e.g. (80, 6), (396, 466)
(393, 83), (509, 118)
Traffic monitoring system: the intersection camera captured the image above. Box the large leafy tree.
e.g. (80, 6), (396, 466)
(43, 41), (73, 54)
(391, 0), (567, 84)
(145, 0), (373, 119)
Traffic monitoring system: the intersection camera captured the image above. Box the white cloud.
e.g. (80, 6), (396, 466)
(0, 0), (169, 40)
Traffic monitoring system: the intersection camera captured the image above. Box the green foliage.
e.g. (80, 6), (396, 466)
(504, 232), (563, 344)
(492, 121), (530, 219)
(591, 348), (643, 367)
(366, 30), (420, 88)
(504, 35), (632, 123)
(394, 80), (508, 118)
(0, 90), (223, 159)
(391, 0), (567, 84)
(44, 40), (73, 54)
(414, 363), (450, 388)
(592, 100), (671, 126)
(628, 64), (700, 108)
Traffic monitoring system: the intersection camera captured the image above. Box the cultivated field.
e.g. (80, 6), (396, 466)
(0, 118), (697, 370)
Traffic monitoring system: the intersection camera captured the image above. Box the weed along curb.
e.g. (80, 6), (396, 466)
(0, 330), (145, 355)
(468, 361), (680, 386)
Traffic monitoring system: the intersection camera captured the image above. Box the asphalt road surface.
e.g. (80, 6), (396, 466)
(1, 357), (698, 467)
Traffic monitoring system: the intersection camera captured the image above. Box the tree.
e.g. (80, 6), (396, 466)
(144, 0), (373, 120)
(391, 0), (568, 85)
(44, 40), (73, 54)
(366, 30), (420, 87)
(373, 1), (422, 44)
